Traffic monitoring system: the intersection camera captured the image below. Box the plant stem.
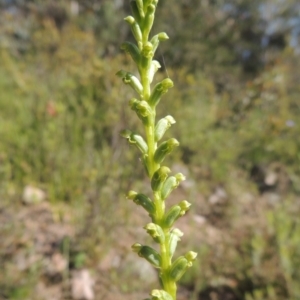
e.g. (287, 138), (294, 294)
(141, 70), (151, 100)
(160, 233), (177, 299)
(144, 112), (158, 178)
(140, 12), (177, 300)
(153, 192), (176, 299)
(119, 2), (197, 299)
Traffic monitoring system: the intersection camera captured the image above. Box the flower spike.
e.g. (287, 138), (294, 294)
(118, 1), (197, 298)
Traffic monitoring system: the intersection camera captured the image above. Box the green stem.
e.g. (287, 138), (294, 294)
(140, 57), (158, 177)
(141, 69), (151, 100)
(160, 232), (177, 299)
(154, 193), (176, 299)
(144, 115), (158, 177)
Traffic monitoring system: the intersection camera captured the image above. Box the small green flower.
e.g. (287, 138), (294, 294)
(163, 200), (191, 227)
(154, 115), (176, 142)
(144, 223), (165, 243)
(132, 243), (161, 268)
(161, 173), (185, 200)
(121, 129), (148, 154)
(151, 166), (170, 191)
(121, 41), (141, 64)
(148, 60), (161, 83)
(135, 0), (144, 18)
(143, 4), (156, 41)
(127, 191), (155, 215)
(150, 32), (169, 53)
(124, 16), (143, 43)
(154, 138), (179, 164)
(169, 252), (197, 282)
(149, 78), (174, 107)
(169, 229), (184, 259)
(116, 70), (143, 95)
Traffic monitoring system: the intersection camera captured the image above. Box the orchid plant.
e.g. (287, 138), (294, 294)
(117, 1), (197, 299)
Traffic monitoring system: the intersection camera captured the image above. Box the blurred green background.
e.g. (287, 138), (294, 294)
(0, 0), (300, 299)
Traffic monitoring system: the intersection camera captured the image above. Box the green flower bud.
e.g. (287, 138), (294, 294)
(144, 223), (165, 243)
(154, 115), (176, 142)
(116, 70), (143, 96)
(154, 138), (179, 164)
(129, 98), (139, 109)
(163, 204), (181, 227)
(143, 4), (156, 40)
(163, 200), (191, 227)
(121, 42), (141, 64)
(127, 190), (138, 199)
(130, 0), (144, 24)
(185, 251), (198, 262)
(121, 129), (148, 154)
(157, 32), (169, 41)
(136, 100), (152, 117)
(169, 228), (183, 259)
(151, 166), (170, 191)
(148, 78), (174, 107)
(132, 244), (161, 268)
(150, 290), (173, 300)
(150, 32), (169, 53)
(161, 172), (185, 200)
(140, 42), (154, 71)
(148, 60), (161, 84)
(169, 256), (189, 282)
(169, 251), (197, 282)
(161, 176), (176, 200)
(129, 99), (149, 125)
(131, 242), (142, 253)
(175, 173), (186, 182)
(124, 16), (143, 43)
(128, 76), (142, 94)
(135, 0), (145, 18)
(178, 200), (192, 215)
(142, 42), (154, 58)
(150, 35), (159, 53)
(127, 191), (155, 214)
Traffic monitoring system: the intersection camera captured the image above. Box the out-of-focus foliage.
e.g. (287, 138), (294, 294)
(0, 0), (300, 299)
(0, 22), (132, 203)
(162, 48), (300, 192)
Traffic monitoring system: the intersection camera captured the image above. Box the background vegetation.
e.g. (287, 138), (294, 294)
(0, 0), (300, 299)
